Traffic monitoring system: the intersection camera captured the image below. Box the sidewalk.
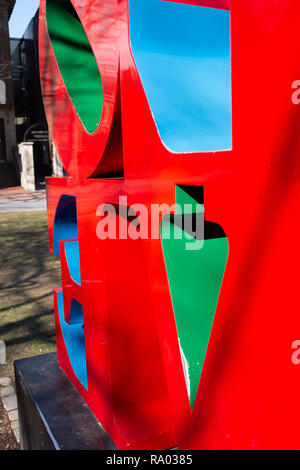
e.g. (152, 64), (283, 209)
(0, 186), (46, 213)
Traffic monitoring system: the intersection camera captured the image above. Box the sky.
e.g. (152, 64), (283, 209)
(9, 0), (40, 38)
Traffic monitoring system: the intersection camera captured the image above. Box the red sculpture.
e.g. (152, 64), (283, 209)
(40, 0), (300, 450)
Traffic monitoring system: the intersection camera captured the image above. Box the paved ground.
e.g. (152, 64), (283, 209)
(0, 375), (20, 449)
(0, 187), (46, 213)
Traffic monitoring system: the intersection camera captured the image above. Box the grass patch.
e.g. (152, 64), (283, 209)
(0, 212), (61, 380)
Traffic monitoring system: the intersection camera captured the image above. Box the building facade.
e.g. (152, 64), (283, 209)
(0, 0), (16, 164)
(11, 10), (48, 144)
(10, 8), (63, 190)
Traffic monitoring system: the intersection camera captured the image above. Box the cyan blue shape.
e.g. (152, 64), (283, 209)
(53, 195), (78, 255)
(129, 0), (232, 153)
(64, 240), (81, 285)
(56, 291), (88, 389)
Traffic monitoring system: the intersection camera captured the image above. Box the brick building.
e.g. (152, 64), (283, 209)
(0, 0), (16, 167)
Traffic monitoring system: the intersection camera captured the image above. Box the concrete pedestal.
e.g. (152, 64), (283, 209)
(14, 353), (117, 450)
(18, 142), (35, 191)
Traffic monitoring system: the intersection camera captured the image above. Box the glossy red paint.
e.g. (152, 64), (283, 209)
(39, 0), (124, 180)
(40, 0), (300, 450)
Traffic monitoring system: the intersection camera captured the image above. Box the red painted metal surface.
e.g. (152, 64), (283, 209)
(40, 0), (300, 450)
(39, 0), (124, 180)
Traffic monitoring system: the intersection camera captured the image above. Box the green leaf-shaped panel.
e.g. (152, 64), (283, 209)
(161, 186), (228, 409)
(46, 0), (103, 133)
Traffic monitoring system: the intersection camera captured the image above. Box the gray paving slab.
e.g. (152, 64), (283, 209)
(2, 394), (17, 412)
(11, 420), (19, 431)
(0, 377), (11, 387)
(13, 428), (20, 443)
(0, 386), (14, 398)
(8, 409), (18, 421)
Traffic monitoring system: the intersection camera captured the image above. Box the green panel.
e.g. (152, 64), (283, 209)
(176, 186), (204, 214)
(161, 188), (228, 409)
(46, 0), (103, 133)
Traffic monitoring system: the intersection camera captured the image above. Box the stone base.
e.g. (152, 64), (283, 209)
(17, 142), (36, 191)
(14, 353), (117, 450)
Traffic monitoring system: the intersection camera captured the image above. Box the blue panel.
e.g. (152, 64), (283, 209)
(57, 291), (88, 389)
(129, 0), (232, 153)
(64, 240), (81, 285)
(53, 195), (78, 255)
(69, 298), (84, 325)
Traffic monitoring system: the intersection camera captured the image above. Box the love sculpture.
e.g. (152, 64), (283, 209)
(39, 0), (300, 450)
